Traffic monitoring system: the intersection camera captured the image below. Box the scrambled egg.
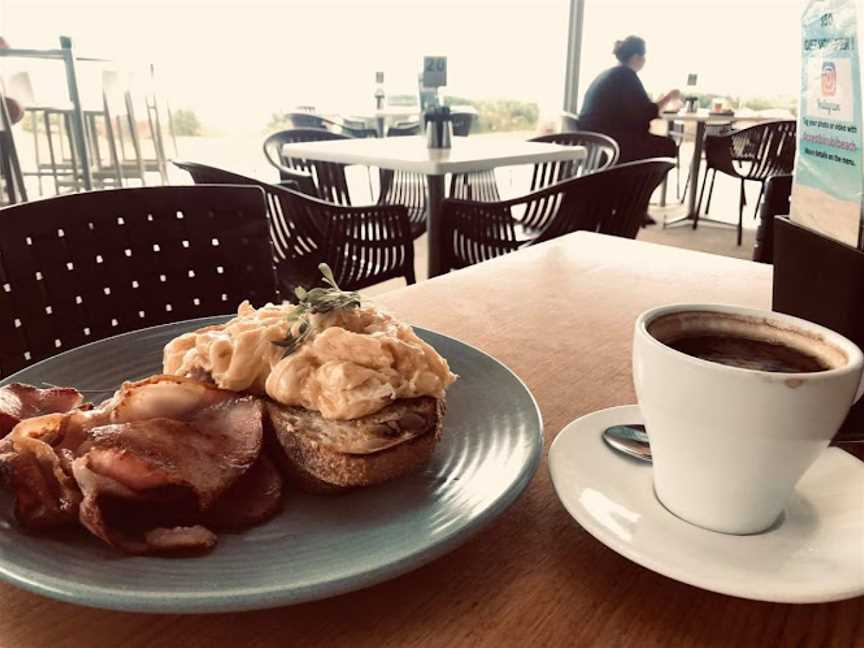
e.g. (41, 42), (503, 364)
(163, 301), (456, 420)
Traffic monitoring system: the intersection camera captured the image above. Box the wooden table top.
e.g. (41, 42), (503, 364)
(2, 232), (861, 647)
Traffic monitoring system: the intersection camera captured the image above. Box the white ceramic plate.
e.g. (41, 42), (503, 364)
(548, 405), (864, 603)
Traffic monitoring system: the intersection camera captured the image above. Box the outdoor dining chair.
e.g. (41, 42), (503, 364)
(174, 160), (324, 293)
(449, 130), (619, 202)
(697, 120), (796, 245)
(450, 111), (476, 137)
(441, 158), (673, 271)
(174, 161), (416, 292)
(283, 111), (377, 138)
(752, 173), (792, 264)
(0, 185), (278, 376)
(666, 118), (734, 203)
(376, 122), (427, 239)
(263, 128), (355, 205)
(386, 122), (421, 137)
(526, 131), (619, 190)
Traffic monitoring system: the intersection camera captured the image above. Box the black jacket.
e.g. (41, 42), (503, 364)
(578, 65), (658, 137)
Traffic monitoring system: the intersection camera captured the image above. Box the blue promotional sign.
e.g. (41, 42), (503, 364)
(792, 0), (864, 248)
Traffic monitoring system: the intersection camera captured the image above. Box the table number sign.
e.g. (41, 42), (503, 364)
(791, 0), (864, 248)
(422, 56), (447, 88)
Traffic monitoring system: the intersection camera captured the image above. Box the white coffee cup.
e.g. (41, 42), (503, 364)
(633, 304), (863, 535)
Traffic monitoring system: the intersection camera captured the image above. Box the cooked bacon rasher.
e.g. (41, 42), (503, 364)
(0, 383), (84, 438)
(0, 376), (283, 555)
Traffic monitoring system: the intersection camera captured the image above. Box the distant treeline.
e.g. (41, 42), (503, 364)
(444, 96), (539, 133)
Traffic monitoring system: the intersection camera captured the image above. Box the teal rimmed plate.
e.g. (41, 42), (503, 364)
(0, 317), (542, 613)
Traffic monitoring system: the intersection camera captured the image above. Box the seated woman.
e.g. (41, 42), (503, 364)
(578, 36), (679, 163)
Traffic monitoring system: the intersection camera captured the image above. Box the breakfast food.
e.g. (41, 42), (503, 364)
(0, 376), (280, 554)
(163, 274), (454, 421)
(0, 383), (85, 437)
(266, 396), (445, 493)
(164, 265), (456, 492)
(0, 266), (456, 555)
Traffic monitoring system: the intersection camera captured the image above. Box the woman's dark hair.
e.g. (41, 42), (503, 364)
(613, 36), (646, 64)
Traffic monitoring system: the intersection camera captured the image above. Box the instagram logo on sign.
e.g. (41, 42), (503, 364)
(821, 61), (837, 96)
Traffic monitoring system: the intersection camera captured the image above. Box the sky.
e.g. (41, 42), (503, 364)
(0, 0), (801, 133)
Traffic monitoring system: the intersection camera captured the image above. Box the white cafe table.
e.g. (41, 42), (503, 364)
(281, 135), (587, 277)
(659, 110), (793, 228)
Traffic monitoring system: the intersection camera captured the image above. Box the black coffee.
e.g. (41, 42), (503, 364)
(667, 335), (831, 373)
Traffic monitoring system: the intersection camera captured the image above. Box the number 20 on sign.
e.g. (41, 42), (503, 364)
(423, 56), (447, 88)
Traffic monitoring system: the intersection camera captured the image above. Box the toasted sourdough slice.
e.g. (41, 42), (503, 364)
(265, 397), (445, 494)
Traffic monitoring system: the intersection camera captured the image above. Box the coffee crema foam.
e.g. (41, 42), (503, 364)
(646, 311), (847, 371)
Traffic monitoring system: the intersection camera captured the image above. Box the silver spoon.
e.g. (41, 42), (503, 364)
(603, 424), (652, 463)
(604, 424), (864, 464)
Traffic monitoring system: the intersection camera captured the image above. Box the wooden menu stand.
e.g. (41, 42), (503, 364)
(773, 216), (864, 438)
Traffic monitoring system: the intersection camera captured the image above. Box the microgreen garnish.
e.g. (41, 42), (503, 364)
(272, 264), (361, 353)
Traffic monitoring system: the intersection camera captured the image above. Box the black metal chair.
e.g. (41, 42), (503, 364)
(263, 128), (356, 206)
(666, 118), (735, 202)
(0, 186), (278, 376)
(174, 161), (415, 293)
(376, 122), (427, 239)
(297, 189), (416, 290)
(386, 122), (421, 137)
(697, 120), (796, 245)
(527, 131), (619, 190)
(451, 111), (476, 137)
(441, 158), (674, 271)
(282, 111), (376, 138)
(173, 160), (323, 293)
(450, 130), (619, 202)
(753, 174), (792, 264)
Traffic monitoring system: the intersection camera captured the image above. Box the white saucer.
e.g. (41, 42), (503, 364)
(548, 405), (864, 603)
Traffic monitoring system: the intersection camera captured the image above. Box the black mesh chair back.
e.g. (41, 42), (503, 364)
(174, 158), (317, 196)
(263, 129), (353, 205)
(0, 186), (278, 376)
(174, 161), (414, 292)
(174, 161), (325, 294)
(528, 131), (619, 190)
(441, 159), (674, 271)
(753, 174), (792, 264)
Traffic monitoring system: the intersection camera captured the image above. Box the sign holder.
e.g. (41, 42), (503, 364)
(773, 216), (864, 438)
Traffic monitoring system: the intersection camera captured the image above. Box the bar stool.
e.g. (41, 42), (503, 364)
(5, 70), (80, 195)
(122, 65), (173, 184)
(5, 65), (125, 194)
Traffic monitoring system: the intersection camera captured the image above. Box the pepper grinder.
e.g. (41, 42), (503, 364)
(425, 105), (453, 149)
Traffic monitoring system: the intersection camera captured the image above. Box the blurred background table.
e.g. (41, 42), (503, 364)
(659, 110), (794, 225)
(281, 135), (587, 277)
